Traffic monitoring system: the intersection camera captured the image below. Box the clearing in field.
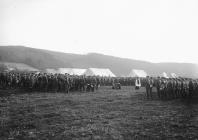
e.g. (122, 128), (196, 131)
(0, 86), (198, 140)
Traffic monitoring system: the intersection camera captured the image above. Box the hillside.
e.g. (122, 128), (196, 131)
(0, 62), (39, 72)
(0, 46), (197, 77)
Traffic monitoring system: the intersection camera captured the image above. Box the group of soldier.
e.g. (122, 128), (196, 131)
(0, 72), (99, 92)
(145, 76), (198, 101)
(0, 72), (136, 93)
(0, 71), (197, 101)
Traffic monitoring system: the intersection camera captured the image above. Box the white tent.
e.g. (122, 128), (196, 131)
(128, 69), (147, 78)
(57, 68), (72, 74)
(69, 68), (86, 75)
(84, 68), (116, 77)
(170, 73), (178, 78)
(57, 68), (86, 75)
(45, 68), (58, 74)
(161, 72), (169, 78)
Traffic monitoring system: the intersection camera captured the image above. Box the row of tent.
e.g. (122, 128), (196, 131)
(161, 72), (178, 78)
(45, 68), (116, 77)
(45, 68), (179, 78)
(128, 69), (179, 78)
(0, 62), (179, 78)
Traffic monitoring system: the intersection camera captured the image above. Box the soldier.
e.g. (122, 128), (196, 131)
(53, 74), (59, 92)
(195, 80), (198, 96)
(166, 78), (172, 100)
(95, 77), (100, 90)
(172, 78), (177, 99)
(85, 76), (91, 92)
(91, 77), (97, 92)
(145, 76), (153, 99)
(42, 73), (48, 92)
(0, 72), (4, 89)
(156, 77), (162, 99)
(176, 79), (181, 98)
(188, 79), (194, 103)
(150, 77), (154, 97)
(174, 79), (179, 99)
(181, 78), (185, 98)
(135, 77), (141, 90)
(184, 78), (189, 98)
(64, 74), (70, 93)
(145, 76), (149, 99)
(160, 78), (167, 100)
(47, 74), (52, 92)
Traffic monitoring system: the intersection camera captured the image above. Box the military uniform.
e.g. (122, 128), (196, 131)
(145, 76), (153, 99)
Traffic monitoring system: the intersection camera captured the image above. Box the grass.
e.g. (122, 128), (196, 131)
(0, 86), (198, 140)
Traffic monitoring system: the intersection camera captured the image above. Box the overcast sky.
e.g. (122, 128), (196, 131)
(0, 0), (198, 63)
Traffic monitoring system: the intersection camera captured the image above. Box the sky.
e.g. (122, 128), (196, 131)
(0, 0), (198, 63)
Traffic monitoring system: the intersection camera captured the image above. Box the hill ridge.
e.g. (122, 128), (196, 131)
(0, 46), (197, 78)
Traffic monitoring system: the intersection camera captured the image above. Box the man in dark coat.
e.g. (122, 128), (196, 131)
(188, 79), (194, 103)
(145, 76), (153, 99)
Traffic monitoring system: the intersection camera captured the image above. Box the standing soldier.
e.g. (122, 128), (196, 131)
(174, 79), (179, 99)
(53, 74), (59, 93)
(96, 77), (100, 90)
(181, 78), (185, 98)
(145, 76), (153, 99)
(47, 74), (53, 92)
(188, 79), (194, 104)
(135, 77), (141, 90)
(166, 79), (172, 100)
(184, 79), (189, 98)
(160, 78), (167, 100)
(43, 73), (48, 92)
(172, 78), (176, 99)
(150, 77), (154, 97)
(156, 77), (161, 99)
(145, 76), (150, 99)
(177, 79), (181, 98)
(64, 74), (70, 93)
(195, 80), (198, 96)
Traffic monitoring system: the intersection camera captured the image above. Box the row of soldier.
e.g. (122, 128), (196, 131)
(0, 72), (100, 92)
(145, 76), (198, 100)
(1, 71), (197, 101)
(0, 72), (138, 92)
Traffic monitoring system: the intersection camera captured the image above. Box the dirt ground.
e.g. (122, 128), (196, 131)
(0, 86), (198, 140)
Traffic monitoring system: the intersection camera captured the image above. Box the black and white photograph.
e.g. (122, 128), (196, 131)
(0, 0), (198, 139)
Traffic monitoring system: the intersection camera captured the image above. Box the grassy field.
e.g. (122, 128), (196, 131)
(0, 86), (198, 140)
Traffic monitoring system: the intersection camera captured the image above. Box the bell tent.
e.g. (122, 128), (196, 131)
(45, 68), (58, 74)
(84, 68), (116, 77)
(170, 73), (178, 78)
(57, 68), (86, 75)
(128, 69), (147, 78)
(69, 68), (86, 75)
(161, 72), (169, 78)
